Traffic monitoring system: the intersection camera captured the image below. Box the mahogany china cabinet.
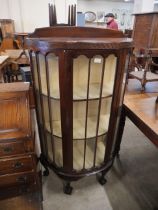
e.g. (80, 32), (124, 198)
(26, 26), (132, 194)
(0, 82), (38, 197)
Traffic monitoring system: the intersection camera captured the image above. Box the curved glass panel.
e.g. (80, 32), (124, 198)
(73, 54), (117, 170)
(32, 52), (62, 167)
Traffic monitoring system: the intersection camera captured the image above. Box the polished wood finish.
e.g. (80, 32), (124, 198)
(27, 27), (132, 192)
(114, 79), (158, 156)
(0, 191), (43, 210)
(0, 82), (38, 194)
(132, 12), (158, 51)
(0, 83), (31, 140)
(14, 33), (29, 49)
(0, 55), (9, 82)
(0, 19), (15, 39)
(0, 38), (21, 52)
(0, 155), (33, 175)
(0, 172), (36, 188)
(124, 95), (158, 147)
(28, 26), (126, 38)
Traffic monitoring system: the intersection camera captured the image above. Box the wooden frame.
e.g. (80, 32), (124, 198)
(26, 26), (132, 194)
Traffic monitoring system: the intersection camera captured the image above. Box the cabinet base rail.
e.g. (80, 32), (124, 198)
(39, 153), (116, 194)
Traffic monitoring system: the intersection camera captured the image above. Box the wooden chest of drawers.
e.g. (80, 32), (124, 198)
(0, 82), (38, 195)
(0, 155), (33, 175)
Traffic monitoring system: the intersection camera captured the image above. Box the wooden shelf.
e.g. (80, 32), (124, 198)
(38, 83), (113, 101)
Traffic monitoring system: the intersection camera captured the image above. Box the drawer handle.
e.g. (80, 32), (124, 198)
(3, 147), (13, 153)
(13, 162), (24, 169)
(16, 176), (27, 183)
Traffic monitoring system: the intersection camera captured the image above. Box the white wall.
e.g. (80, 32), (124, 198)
(1, 0), (155, 33)
(8, 0), (24, 32)
(0, 0), (10, 19)
(77, 0), (134, 30)
(141, 0), (154, 12)
(133, 0), (154, 13)
(19, 0), (50, 32)
(0, 0), (77, 33)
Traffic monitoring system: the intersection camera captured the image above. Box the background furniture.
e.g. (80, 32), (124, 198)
(0, 49), (30, 82)
(27, 26), (132, 194)
(132, 12), (158, 51)
(128, 49), (158, 90)
(14, 33), (29, 49)
(49, 4), (76, 26)
(115, 83), (158, 157)
(0, 19), (15, 41)
(0, 82), (38, 195)
(132, 12), (158, 69)
(124, 29), (133, 38)
(0, 55), (9, 82)
(128, 12), (158, 90)
(0, 37), (21, 52)
(0, 191), (42, 210)
(123, 95), (158, 147)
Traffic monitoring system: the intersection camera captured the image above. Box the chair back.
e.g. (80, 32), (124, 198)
(49, 4), (76, 26)
(0, 38), (21, 52)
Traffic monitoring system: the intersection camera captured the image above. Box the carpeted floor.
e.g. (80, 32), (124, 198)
(42, 118), (158, 210)
(106, 118), (158, 210)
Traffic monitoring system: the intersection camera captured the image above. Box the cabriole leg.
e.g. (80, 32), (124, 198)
(97, 172), (107, 185)
(63, 182), (73, 195)
(39, 153), (49, 176)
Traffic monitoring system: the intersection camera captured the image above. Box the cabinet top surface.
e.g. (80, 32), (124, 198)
(27, 37), (133, 51)
(26, 26), (133, 51)
(0, 82), (30, 93)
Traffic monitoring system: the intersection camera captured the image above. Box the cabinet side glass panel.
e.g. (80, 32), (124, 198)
(35, 53), (62, 166)
(31, 52), (48, 155)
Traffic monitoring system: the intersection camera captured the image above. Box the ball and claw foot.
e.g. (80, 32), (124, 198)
(98, 176), (107, 185)
(63, 182), (73, 195)
(97, 174), (107, 185)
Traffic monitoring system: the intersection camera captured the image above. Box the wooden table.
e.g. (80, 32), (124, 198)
(14, 32), (29, 48)
(114, 79), (158, 156)
(0, 55), (9, 82)
(124, 95), (158, 146)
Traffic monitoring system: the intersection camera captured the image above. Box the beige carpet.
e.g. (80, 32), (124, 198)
(42, 171), (113, 210)
(42, 118), (158, 210)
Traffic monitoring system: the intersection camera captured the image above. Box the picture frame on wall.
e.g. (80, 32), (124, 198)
(84, 11), (96, 22)
(97, 11), (105, 23)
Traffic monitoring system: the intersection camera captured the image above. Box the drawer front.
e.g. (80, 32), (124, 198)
(0, 172), (36, 188)
(0, 156), (34, 175)
(0, 140), (26, 157)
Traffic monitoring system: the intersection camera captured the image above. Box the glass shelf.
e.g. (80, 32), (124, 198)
(45, 114), (110, 139)
(37, 83), (113, 101)
(47, 133), (106, 170)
